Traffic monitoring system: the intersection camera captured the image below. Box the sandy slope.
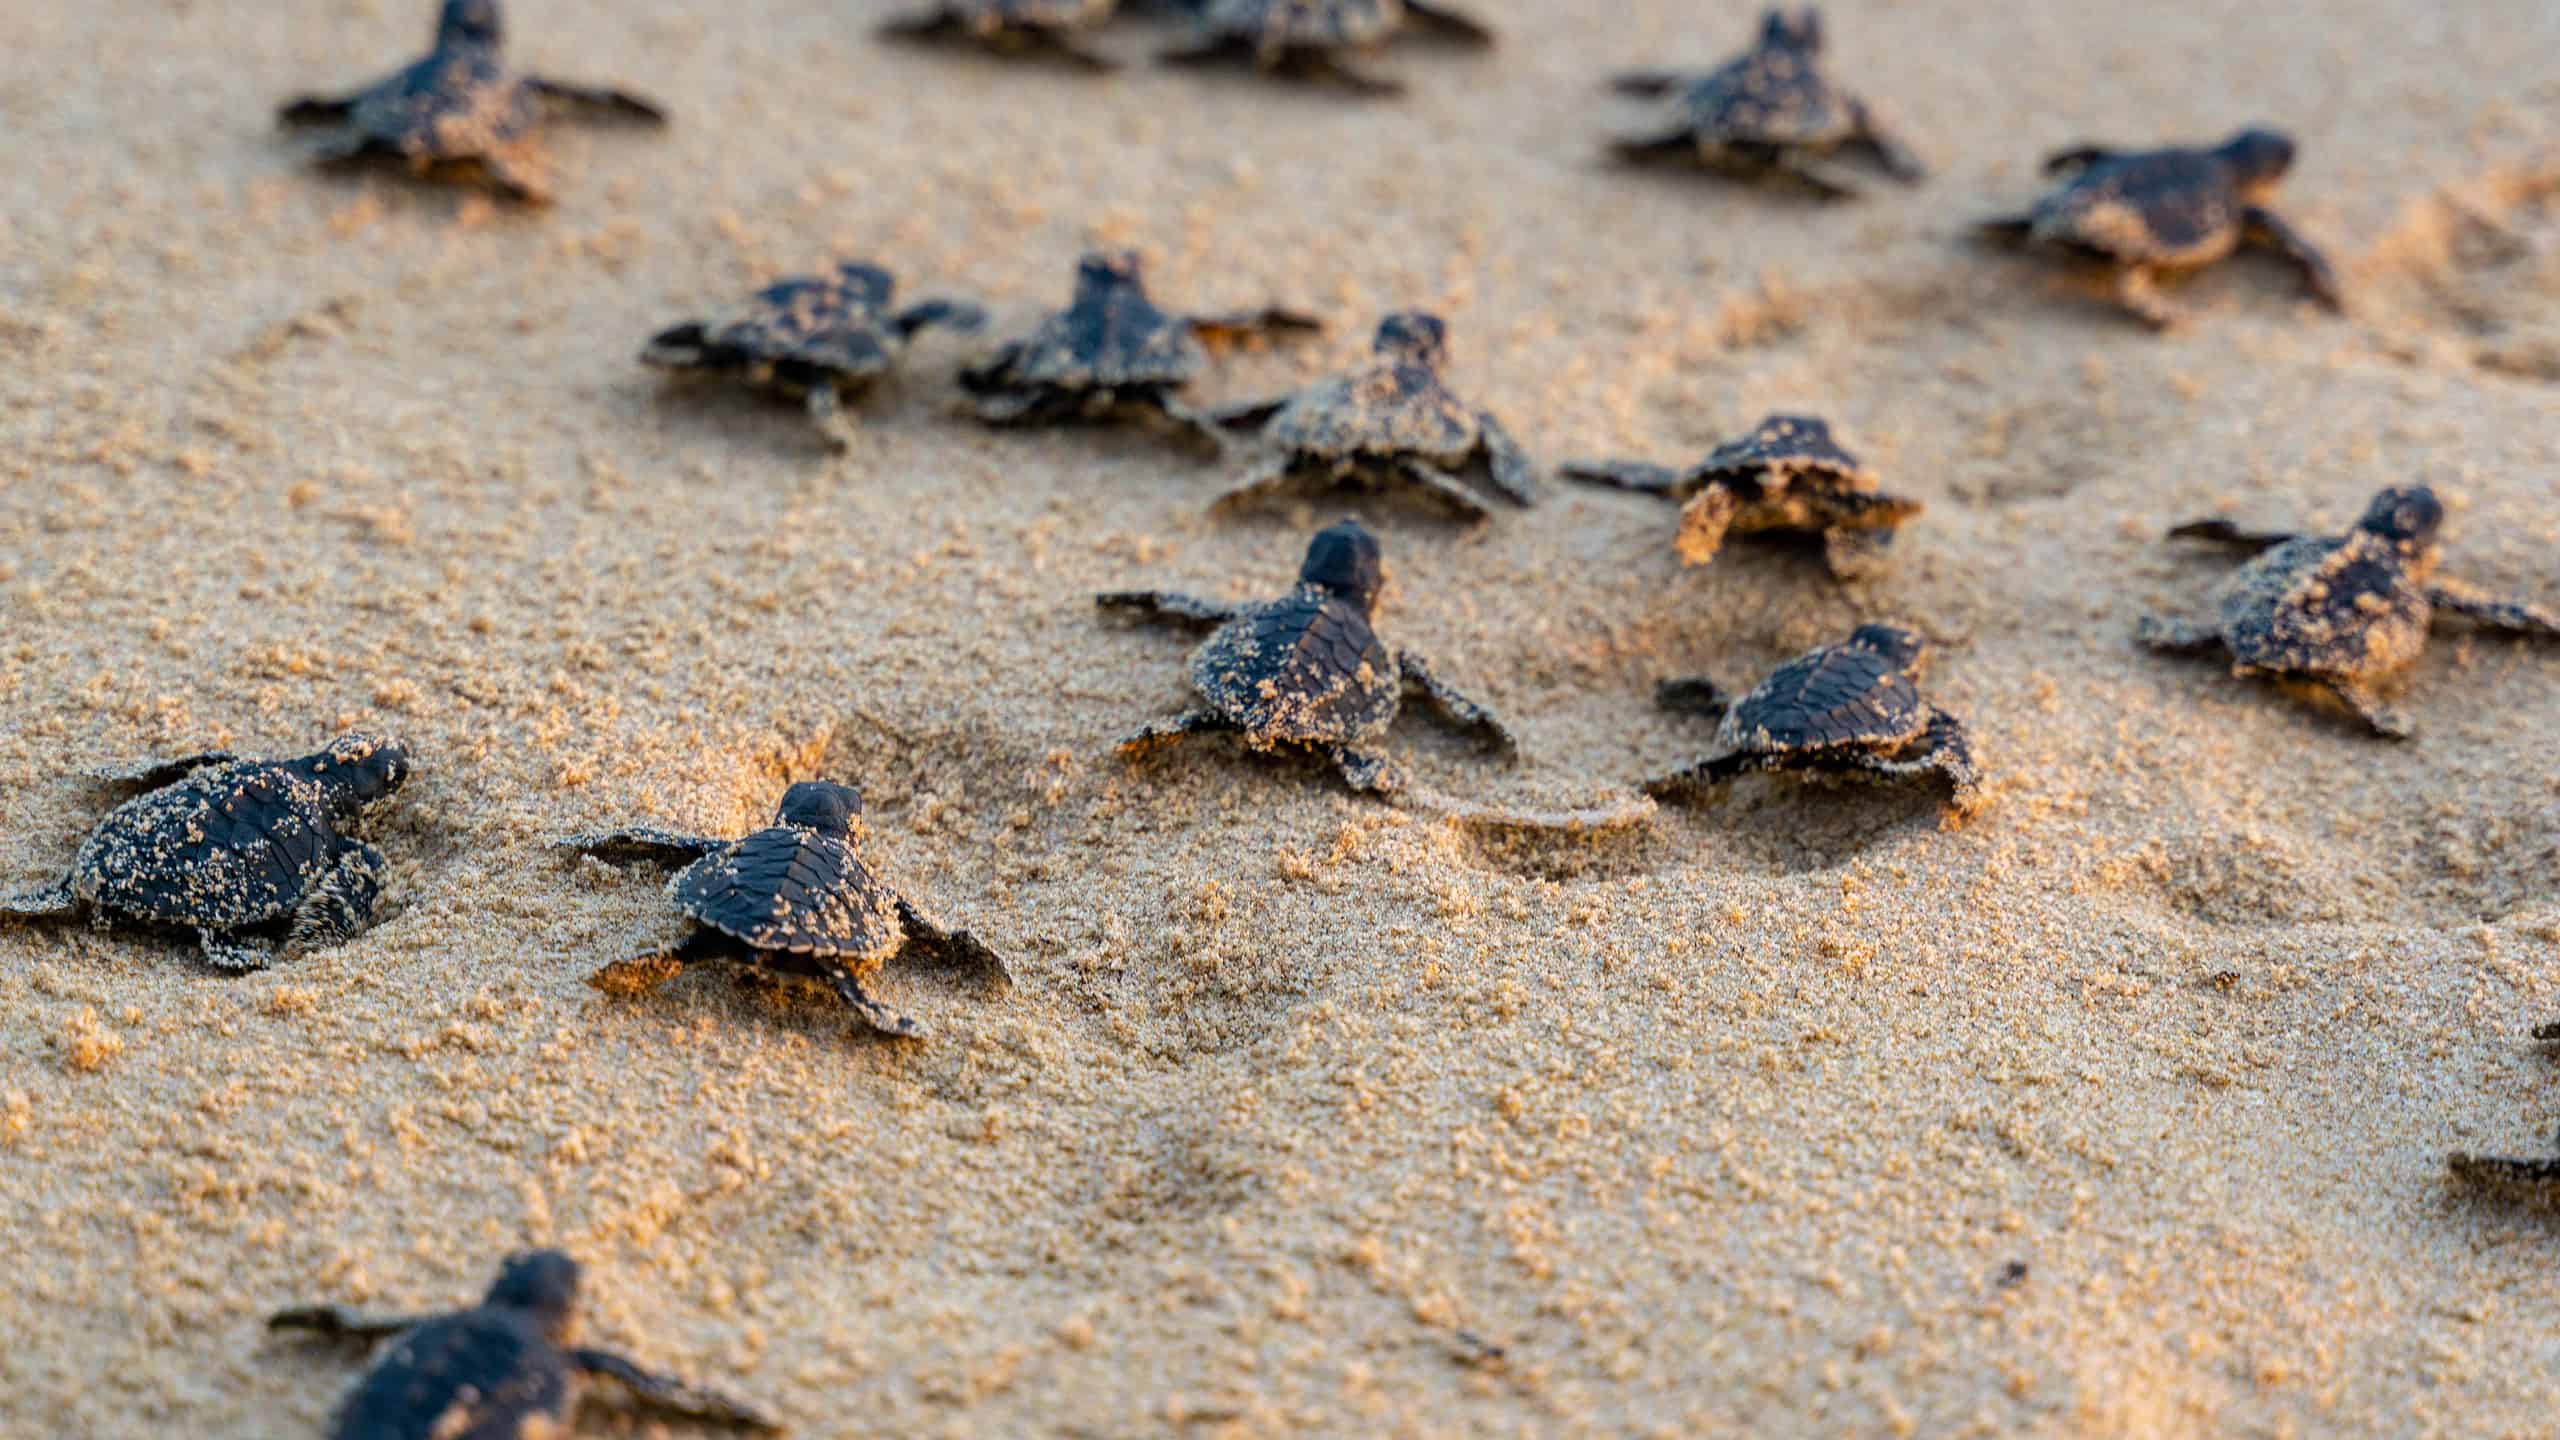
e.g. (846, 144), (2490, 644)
(2, 1), (2558, 1435)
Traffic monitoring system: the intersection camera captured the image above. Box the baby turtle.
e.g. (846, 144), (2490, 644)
(1210, 312), (1538, 522)
(961, 251), (1320, 450)
(1101, 519), (1515, 794)
(2137, 485), (2560, 738)
(0, 734), (410, 971)
(559, 781), (1005, 1041)
(1563, 414), (1921, 579)
(1644, 625), (1981, 814)
(1159, 0), (1495, 96)
(1976, 127), (2342, 328)
(1607, 9), (1924, 199)
(270, 1250), (779, 1440)
(277, 0), (666, 203)
(642, 263), (986, 450)
(881, 0), (1122, 70)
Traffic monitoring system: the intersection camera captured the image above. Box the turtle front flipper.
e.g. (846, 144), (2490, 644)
(1774, 157), (1862, 202)
(2167, 518), (2299, 555)
(1157, 34), (1255, 70)
(1606, 71), (1695, 98)
(1210, 454), (1310, 514)
(2240, 205), (2344, 313)
(894, 896), (1012, 987)
(1868, 708), (1984, 816)
(803, 381), (858, 451)
(1392, 460), (1496, 521)
(1117, 709), (1236, 758)
(2111, 265), (2181, 331)
(2134, 615), (2224, 656)
(1326, 748), (1406, 795)
(1654, 677), (1732, 719)
(1403, 0), (1498, 47)
(89, 750), (240, 791)
(2041, 145), (2121, 176)
(277, 93), (362, 126)
(1474, 411), (1541, 507)
(1155, 396), (1241, 455)
(640, 323), (711, 369)
(892, 297), (989, 339)
(519, 76), (668, 126)
(1821, 526), (1898, 581)
(1208, 394), (1292, 431)
(1187, 307), (1324, 346)
(1972, 215), (2037, 246)
(1609, 127), (1708, 166)
(197, 930), (281, 972)
(1560, 458), (1689, 497)
(1398, 652), (1516, 753)
(268, 1304), (438, 1342)
(2318, 678), (2413, 740)
(1095, 591), (1243, 627)
(286, 842), (388, 955)
(1847, 97), (1927, 183)
(0, 881), (78, 920)
(477, 142), (556, 205)
(2448, 1150), (2560, 1195)
(1673, 483), (1741, 565)
(2425, 578), (2560, 639)
(1642, 750), (1766, 798)
(556, 828), (729, 868)
(822, 962), (925, 1040)
(570, 1348), (783, 1433)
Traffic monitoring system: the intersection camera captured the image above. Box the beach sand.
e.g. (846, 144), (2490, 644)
(3, 1), (2559, 1434)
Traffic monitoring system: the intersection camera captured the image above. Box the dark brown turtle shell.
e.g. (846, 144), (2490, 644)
(667, 817), (906, 964)
(1717, 624), (1930, 757)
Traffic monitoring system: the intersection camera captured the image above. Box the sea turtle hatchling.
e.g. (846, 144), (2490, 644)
(642, 263), (986, 450)
(1976, 127), (2343, 328)
(1563, 413), (1921, 579)
(1607, 9), (1924, 199)
(1158, 0), (1496, 96)
(961, 250), (1320, 450)
(270, 1250), (780, 1440)
(558, 781), (1006, 1041)
(2136, 485), (2560, 738)
(1209, 312), (1539, 522)
(0, 734), (411, 971)
(1101, 519), (1516, 794)
(277, 0), (666, 203)
(1643, 625), (1982, 814)
(880, 0), (1123, 70)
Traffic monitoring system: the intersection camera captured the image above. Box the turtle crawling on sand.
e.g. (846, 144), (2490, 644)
(1209, 312), (1538, 521)
(278, 0), (666, 203)
(881, 0), (1123, 70)
(1159, 0), (1496, 96)
(0, 734), (410, 971)
(961, 250), (1320, 449)
(1564, 413), (1920, 579)
(559, 782), (1005, 1041)
(2137, 485), (2560, 739)
(1607, 9), (1924, 199)
(270, 1250), (780, 1440)
(642, 263), (986, 450)
(1644, 625), (1981, 814)
(1976, 127), (2342, 328)
(1101, 519), (1515, 795)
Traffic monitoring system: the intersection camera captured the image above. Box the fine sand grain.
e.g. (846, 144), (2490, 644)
(4, 2), (2559, 1435)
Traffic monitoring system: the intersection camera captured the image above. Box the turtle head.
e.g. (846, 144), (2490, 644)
(1300, 519), (1385, 614)
(1075, 251), (1145, 301)
(1760, 8), (1822, 53)
(437, 0), (503, 49)
(1371, 312), (1447, 371)
(2356, 485), (2443, 551)
(1846, 623), (1927, 672)
(313, 733), (410, 806)
(2215, 128), (2297, 189)
(778, 781), (864, 837)
(483, 1250), (581, 1342)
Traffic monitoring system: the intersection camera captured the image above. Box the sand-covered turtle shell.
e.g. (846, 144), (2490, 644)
(1696, 414), (1876, 494)
(669, 823), (906, 963)
(973, 276), (1204, 393)
(1195, 0), (1404, 50)
(2023, 149), (2250, 267)
(1263, 360), (1477, 467)
(1669, 24), (1859, 148)
(2210, 536), (2431, 680)
(328, 1307), (572, 1440)
(676, 265), (907, 379)
(342, 43), (532, 161)
(1719, 632), (1928, 757)
(72, 760), (362, 930)
(1190, 587), (1401, 746)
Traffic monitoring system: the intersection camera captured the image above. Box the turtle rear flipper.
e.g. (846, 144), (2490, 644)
(2318, 678), (2413, 740)
(90, 751), (240, 791)
(520, 76), (667, 125)
(570, 1348), (783, 1433)
(556, 828), (728, 868)
(1561, 458), (1689, 497)
(0, 882), (78, 920)
(2426, 578), (2560, 639)
(287, 843), (389, 955)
